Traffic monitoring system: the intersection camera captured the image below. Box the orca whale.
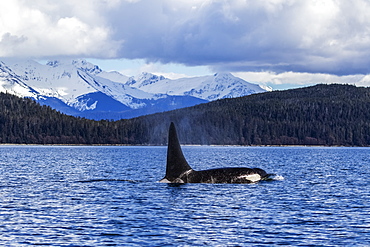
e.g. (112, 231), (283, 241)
(160, 122), (271, 184)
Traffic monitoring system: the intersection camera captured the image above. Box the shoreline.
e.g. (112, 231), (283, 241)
(0, 143), (367, 148)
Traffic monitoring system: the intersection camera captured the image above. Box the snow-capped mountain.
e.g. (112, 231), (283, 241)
(127, 72), (266, 101)
(0, 59), (267, 120)
(0, 61), (39, 98)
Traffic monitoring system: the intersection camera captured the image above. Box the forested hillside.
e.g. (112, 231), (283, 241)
(1, 84), (370, 146)
(138, 84), (370, 146)
(0, 93), (133, 144)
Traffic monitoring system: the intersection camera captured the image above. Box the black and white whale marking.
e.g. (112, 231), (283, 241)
(160, 122), (272, 184)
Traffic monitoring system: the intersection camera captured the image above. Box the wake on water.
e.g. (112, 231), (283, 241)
(264, 174), (285, 181)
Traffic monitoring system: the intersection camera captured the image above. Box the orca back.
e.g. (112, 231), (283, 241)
(164, 122), (192, 181)
(161, 122), (271, 184)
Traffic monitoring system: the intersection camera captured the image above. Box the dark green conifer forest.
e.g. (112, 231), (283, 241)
(1, 84), (369, 146)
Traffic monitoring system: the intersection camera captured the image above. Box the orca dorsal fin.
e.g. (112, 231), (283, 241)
(165, 122), (192, 181)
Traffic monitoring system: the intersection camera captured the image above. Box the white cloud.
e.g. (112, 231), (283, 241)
(105, 0), (370, 75)
(0, 0), (119, 58)
(113, 59), (211, 79)
(234, 71), (370, 90)
(1, 0), (370, 76)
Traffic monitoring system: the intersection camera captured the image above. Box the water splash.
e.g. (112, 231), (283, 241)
(264, 174), (285, 181)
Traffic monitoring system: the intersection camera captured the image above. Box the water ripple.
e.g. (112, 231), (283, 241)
(0, 146), (369, 246)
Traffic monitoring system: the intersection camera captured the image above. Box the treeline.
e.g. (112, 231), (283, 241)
(0, 93), (143, 144)
(131, 84), (370, 146)
(1, 84), (370, 146)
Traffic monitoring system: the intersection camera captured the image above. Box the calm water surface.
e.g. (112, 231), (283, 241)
(0, 146), (369, 246)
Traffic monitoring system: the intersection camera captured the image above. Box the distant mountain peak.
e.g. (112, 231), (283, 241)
(45, 59), (103, 75)
(0, 59), (267, 120)
(73, 60), (103, 75)
(46, 60), (61, 67)
(131, 72), (168, 88)
(213, 72), (232, 77)
(137, 72), (166, 81)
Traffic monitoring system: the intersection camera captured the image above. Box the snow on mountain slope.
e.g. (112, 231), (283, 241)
(5, 59), (98, 110)
(91, 73), (159, 109)
(0, 59), (267, 120)
(3, 59), (157, 111)
(0, 61), (39, 98)
(127, 72), (266, 101)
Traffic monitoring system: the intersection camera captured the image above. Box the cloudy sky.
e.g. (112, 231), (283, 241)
(1, 0), (370, 89)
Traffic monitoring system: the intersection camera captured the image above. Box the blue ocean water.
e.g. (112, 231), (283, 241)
(0, 145), (369, 246)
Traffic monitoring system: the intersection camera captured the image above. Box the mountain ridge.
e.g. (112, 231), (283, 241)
(0, 59), (266, 120)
